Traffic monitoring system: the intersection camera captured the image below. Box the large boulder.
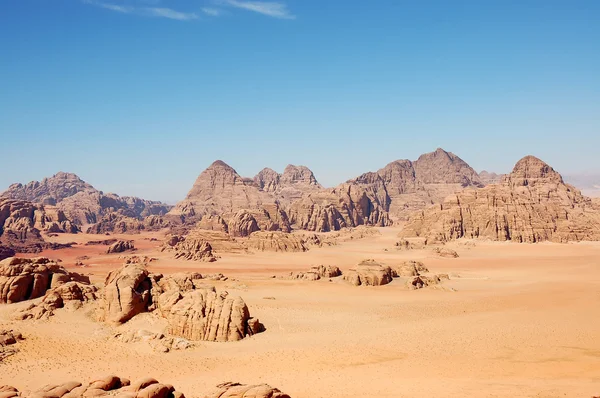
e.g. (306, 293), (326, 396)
(343, 259), (394, 286)
(101, 264), (152, 323)
(0, 257), (89, 304)
(289, 265), (342, 281)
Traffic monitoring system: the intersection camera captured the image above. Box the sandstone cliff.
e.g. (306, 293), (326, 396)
(399, 156), (600, 243)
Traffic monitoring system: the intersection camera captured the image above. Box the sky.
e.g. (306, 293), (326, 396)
(1, 0), (599, 203)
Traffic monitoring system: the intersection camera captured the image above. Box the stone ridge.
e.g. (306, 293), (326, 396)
(398, 155), (600, 243)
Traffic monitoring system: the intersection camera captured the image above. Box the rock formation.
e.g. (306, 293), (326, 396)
(393, 261), (429, 277)
(86, 212), (169, 234)
(113, 329), (192, 353)
(106, 240), (135, 254)
(18, 281), (98, 320)
(245, 231), (307, 252)
(288, 265), (342, 281)
(197, 215), (229, 233)
(431, 247), (459, 258)
(1, 172), (171, 230)
(0, 375), (186, 398)
(400, 156), (600, 243)
(0, 257), (90, 304)
(161, 235), (217, 262)
(227, 210), (260, 237)
(100, 264), (262, 342)
(0, 246), (15, 261)
(343, 259), (394, 286)
(205, 382), (291, 398)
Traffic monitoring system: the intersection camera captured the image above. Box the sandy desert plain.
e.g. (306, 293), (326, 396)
(1, 226), (600, 398)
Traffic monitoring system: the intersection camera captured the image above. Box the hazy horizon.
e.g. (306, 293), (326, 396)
(2, 1), (599, 202)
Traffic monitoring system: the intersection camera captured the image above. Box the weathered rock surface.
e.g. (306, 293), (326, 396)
(245, 232), (307, 252)
(0, 246), (15, 261)
(288, 265), (342, 281)
(205, 382), (291, 398)
(0, 257), (90, 304)
(343, 259), (394, 286)
(227, 210), (260, 237)
(400, 156), (600, 243)
(407, 274), (449, 290)
(160, 236), (217, 262)
(87, 213), (169, 234)
(0, 375), (186, 398)
(18, 281), (98, 320)
(479, 170), (503, 185)
(197, 215), (229, 233)
(431, 247), (459, 258)
(106, 240), (135, 254)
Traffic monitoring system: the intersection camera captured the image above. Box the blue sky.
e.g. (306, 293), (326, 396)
(1, 0), (599, 203)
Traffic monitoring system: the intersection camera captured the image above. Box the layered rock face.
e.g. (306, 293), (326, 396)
(101, 264), (152, 323)
(348, 148), (483, 220)
(0, 257), (90, 304)
(400, 156), (600, 243)
(1, 172), (171, 231)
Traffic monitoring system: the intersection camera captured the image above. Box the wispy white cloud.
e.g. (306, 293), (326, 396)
(83, 0), (198, 21)
(144, 7), (198, 20)
(220, 0), (295, 19)
(201, 7), (222, 17)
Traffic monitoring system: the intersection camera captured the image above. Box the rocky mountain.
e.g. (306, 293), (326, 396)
(399, 156), (600, 243)
(1, 172), (171, 233)
(348, 148), (484, 219)
(169, 160), (389, 233)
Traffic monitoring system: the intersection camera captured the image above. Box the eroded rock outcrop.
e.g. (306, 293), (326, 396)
(160, 236), (217, 262)
(0, 257), (90, 304)
(101, 265), (261, 342)
(343, 259), (394, 286)
(205, 382), (291, 398)
(106, 240), (135, 254)
(227, 210), (260, 237)
(288, 265), (342, 281)
(400, 156), (600, 243)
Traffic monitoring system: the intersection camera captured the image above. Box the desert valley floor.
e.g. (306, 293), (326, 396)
(1, 226), (599, 398)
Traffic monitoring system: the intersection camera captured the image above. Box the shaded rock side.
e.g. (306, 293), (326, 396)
(400, 156), (600, 243)
(106, 240), (135, 254)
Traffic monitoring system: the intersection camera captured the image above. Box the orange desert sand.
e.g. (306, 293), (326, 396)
(1, 227), (599, 397)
